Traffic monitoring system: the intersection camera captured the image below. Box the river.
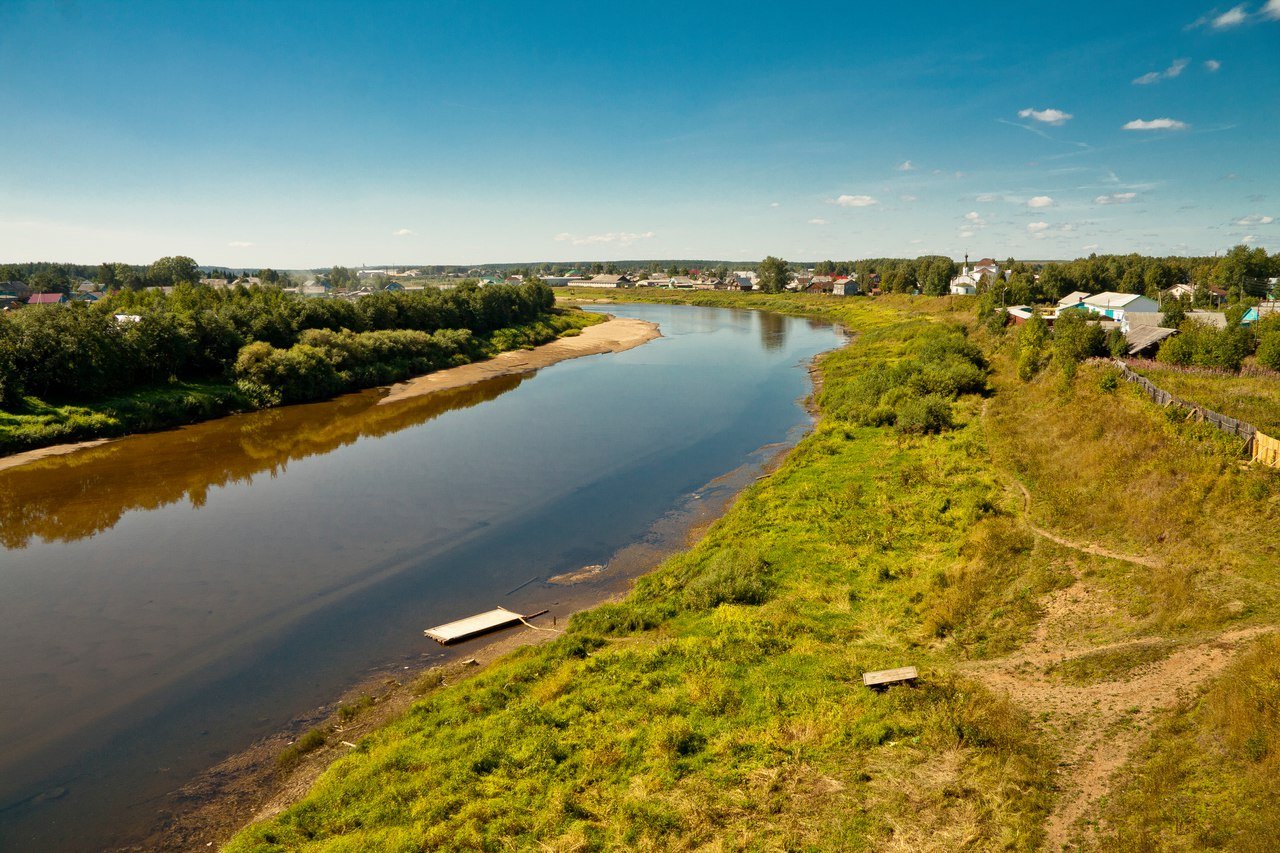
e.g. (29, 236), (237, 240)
(0, 303), (842, 850)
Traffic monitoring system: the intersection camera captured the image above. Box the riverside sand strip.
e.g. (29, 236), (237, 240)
(378, 316), (660, 405)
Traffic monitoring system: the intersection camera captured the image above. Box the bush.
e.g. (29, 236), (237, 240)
(1258, 332), (1280, 372)
(681, 549), (773, 610)
(894, 393), (955, 435)
(1157, 321), (1252, 371)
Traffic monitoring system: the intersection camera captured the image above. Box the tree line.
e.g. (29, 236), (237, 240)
(0, 281), (555, 407)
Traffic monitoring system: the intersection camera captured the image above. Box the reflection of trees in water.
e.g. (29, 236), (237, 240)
(0, 374), (527, 550)
(758, 311), (788, 351)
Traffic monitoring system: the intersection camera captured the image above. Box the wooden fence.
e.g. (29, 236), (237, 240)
(1113, 360), (1279, 466)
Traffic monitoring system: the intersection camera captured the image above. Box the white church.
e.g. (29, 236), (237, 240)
(949, 255), (1001, 295)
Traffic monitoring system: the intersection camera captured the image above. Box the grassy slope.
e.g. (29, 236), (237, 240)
(0, 309), (602, 456)
(226, 297), (1056, 852)
(1130, 361), (1280, 435)
(225, 292), (1280, 851)
(983, 354), (1280, 848)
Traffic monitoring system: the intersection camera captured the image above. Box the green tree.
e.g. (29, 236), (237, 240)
(758, 256), (790, 293)
(148, 256), (199, 287)
(329, 266), (358, 290)
(1052, 309), (1106, 379)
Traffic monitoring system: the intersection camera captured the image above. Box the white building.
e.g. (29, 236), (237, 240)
(949, 255), (1001, 295)
(1074, 292), (1159, 321)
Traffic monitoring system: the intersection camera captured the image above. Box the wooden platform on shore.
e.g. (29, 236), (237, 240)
(424, 607), (526, 645)
(861, 666), (919, 688)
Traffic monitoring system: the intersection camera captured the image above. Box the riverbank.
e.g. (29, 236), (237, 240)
(221, 291), (1280, 850)
(379, 315), (659, 405)
(116, 388), (800, 851)
(0, 309), (615, 470)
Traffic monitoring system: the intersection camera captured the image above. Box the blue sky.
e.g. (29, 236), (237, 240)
(1, 0), (1277, 267)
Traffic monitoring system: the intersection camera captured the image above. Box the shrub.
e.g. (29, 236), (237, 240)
(277, 727), (327, 770)
(682, 549), (773, 610)
(894, 393), (954, 435)
(1258, 333), (1280, 372)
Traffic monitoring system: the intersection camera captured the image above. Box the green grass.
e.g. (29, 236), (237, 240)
(226, 298), (1057, 852)
(278, 728), (329, 771)
(1046, 641), (1176, 685)
(0, 380), (247, 456)
(984, 356), (1280, 636)
(1130, 360), (1280, 435)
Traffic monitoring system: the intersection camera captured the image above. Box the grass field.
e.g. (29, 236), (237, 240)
(1130, 360), (1280, 435)
(222, 291), (1280, 851)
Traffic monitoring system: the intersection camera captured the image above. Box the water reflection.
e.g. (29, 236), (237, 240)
(0, 375), (527, 550)
(758, 310), (788, 351)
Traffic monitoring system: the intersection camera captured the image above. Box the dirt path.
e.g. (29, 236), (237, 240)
(1010, 478), (1163, 570)
(976, 403), (1270, 850)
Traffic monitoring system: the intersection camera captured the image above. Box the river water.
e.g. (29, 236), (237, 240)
(0, 304), (842, 850)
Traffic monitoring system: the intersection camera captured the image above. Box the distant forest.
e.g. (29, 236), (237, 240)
(3, 245), (1277, 305)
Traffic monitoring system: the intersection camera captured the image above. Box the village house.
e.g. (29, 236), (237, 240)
(833, 276), (858, 296)
(27, 292), (68, 305)
(1065, 291), (1159, 322)
(577, 274), (634, 288)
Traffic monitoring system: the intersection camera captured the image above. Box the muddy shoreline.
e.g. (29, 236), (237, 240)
(117, 428), (805, 852)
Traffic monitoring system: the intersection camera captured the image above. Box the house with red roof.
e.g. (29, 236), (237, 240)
(27, 292), (68, 305)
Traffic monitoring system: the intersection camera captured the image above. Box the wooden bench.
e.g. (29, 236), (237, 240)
(861, 666), (919, 689)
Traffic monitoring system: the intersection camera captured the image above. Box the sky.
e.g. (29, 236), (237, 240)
(1, 0), (1277, 268)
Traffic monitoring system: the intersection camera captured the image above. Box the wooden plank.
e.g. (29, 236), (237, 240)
(424, 607), (525, 645)
(861, 666), (919, 688)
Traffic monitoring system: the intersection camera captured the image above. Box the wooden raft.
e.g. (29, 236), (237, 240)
(424, 607), (532, 645)
(861, 666), (919, 689)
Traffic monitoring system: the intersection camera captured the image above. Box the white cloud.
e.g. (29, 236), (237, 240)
(900, 194), (918, 203)
(228, 240), (254, 248)
(769, 202), (780, 208)
(1082, 243), (1100, 252)
(1018, 107), (1073, 126)
(896, 160), (916, 171)
(829, 194), (878, 207)
(1095, 192), (1138, 204)
(553, 230), (656, 246)
(1264, 0), (1280, 20)
(1133, 58), (1189, 85)
(808, 218), (829, 226)
(1213, 4), (1248, 27)
(910, 238), (924, 244)
(392, 228), (414, 236)
(1028, 195), (1054, 208)
(1233, 214), (1275, 225)
(1122, 117), (1190, 131)
(975, 193), (1001, 203)
(964, 211), (987, 228)
(959, 229), (976, 239)
(1242, 234), (1259, 244)
(1204, 59), (1221, 71)
(1027, 222), (1050, 233)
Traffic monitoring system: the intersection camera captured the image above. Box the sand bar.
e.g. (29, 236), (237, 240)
(378, 315), (660, 405)
(0, 437), (115, 474)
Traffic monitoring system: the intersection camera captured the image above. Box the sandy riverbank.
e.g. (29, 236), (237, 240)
(0, 437), (116, 474)
(378, 316), (660, 405)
